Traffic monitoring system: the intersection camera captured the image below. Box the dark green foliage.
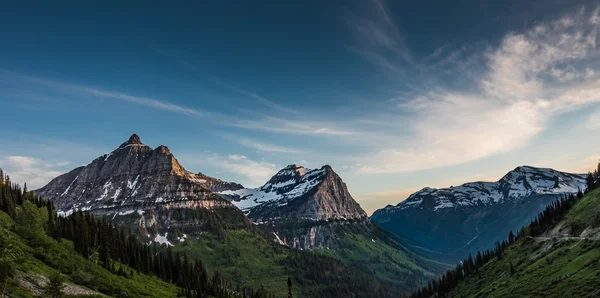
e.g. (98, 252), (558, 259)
(409, 191), (585, 298)
(409, 161), (600, 298)
(585, 161), (600, 193)
(43, 272), (65, 298)
(0, 169), (274, 298)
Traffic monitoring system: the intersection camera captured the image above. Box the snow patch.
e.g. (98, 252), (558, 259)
(154, 233), (174, 247)
(104, 152), (113, 161)
(273, 232), (285, 245)
(61, 176), (79, 197)
(57, 209), (74, 217)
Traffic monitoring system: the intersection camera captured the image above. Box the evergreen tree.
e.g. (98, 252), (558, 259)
(44, 272), (65, 298)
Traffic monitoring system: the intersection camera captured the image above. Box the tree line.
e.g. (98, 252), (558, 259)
(586, 162), (600, 193)
(0, 169), (275, 298)
(408, 160), (600, 298)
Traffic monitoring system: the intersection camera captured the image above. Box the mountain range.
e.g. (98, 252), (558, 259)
(32, 133), (594, 296)
(371, 165), (587, 262)
(34, 134), (445, 296)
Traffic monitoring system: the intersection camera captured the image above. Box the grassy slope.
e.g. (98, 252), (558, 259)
(174, 230), (295, 296)
(0, 211), (178, 297)
(448, 188), (600, 298)
(313, 223), (450, 288)
(172, 225), (440, 297)
(564, 188), (600, 235)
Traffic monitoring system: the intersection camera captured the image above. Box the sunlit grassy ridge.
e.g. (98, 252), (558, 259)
(447, 188), (600, 297)
(0, 210), (178, 297)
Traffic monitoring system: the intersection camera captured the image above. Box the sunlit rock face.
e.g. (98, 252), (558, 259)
(35, 134), (248, 242)
(371, 166), (587, 262)
(222, 164), (370, 250)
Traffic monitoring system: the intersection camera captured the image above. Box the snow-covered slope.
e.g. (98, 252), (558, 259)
(221, 165), (326, 211)
(371, 165), (587, 263)
(222, 164), (367, 222)
(221, 164), (369, 250)
(376, 166), (586, 214)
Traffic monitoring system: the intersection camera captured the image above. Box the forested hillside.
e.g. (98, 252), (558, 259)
(0, 169), (274, 297)
(2, 168), (417, 297)
(34, 135), (442, 297)
(409, 163), (600, 298)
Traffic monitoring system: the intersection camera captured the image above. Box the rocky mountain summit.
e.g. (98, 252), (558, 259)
(222, 164), (370, 250)
(371, 165), (587, 262)
(222, 164), (367, 222)
(35, 134), (248, 244)
(32, 134), (446, 291)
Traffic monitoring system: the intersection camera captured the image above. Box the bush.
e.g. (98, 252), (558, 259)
(71, 270), (96, 288)
(44, 272), (66, 298)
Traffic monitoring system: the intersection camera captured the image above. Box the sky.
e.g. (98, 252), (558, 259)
(1, 0), (600, 215)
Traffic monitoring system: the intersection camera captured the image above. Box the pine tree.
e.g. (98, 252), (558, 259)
(44, 272), (65, 298)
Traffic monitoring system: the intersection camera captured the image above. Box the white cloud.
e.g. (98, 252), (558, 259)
(218, 134), (301, 154)
(1, 156), (67, 188)
(228, 154), (247, 160)
(237, 138), (300, 153)
(187, 153), (277, 187)
(229, 117), (357, 136)
(356, 7), (600, 174)
(220, 157), (277, 186)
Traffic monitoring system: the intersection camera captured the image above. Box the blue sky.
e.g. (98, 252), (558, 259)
(1, 0), (600, 214)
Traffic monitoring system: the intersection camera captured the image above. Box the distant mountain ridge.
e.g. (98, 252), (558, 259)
(371, 165), (587, 262)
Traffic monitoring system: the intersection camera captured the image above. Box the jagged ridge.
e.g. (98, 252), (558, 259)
(35, 134), (248, 243)
(371, 165), (587, 263)
(221, 164), (367, 222)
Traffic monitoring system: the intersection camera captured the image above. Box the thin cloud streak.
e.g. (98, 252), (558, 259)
(0, 69), (343, 137)
(206, 77), (298, 114)
(0, 69), (211, 118)
(152, 47), (298, 114)
(218, 133), (302, 154)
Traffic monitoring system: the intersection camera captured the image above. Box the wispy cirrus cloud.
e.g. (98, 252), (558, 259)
(1, 69), (353, 138)
(218, 133), (302, 154)
(184, 152), (278, 187)
(206, 77), (298, 114)
(152, 47), (297, 114)
(345, 0), (412, 66)
(355, 6), (600, 174)
(0, 69), (211, 118)
(229, 117), (357, 136)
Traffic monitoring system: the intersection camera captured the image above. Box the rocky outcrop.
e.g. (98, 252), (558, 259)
(224, 165), (368, 222)
(35, 134), (250, 242)
(222, 164), (369, 249)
